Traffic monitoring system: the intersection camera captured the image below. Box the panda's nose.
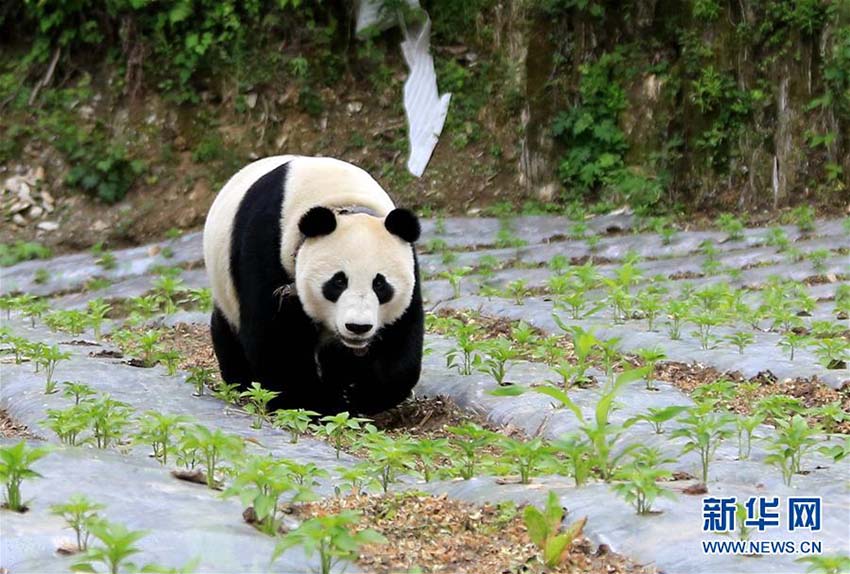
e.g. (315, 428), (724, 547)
(345, 323), (373, 335)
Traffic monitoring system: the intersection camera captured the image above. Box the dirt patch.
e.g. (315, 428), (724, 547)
(156, 322), (218, 373)
(297, 492), (654, 574)
(0, 409), (38, 439)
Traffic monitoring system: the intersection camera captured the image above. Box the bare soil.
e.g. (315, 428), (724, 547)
(297, 492), (656, 574)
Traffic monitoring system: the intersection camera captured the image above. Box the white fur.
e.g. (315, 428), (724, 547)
(296, 214), (415, 345)
(203, 156), (411, 336)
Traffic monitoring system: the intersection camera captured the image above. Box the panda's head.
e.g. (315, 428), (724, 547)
(295, 206), (420, 354)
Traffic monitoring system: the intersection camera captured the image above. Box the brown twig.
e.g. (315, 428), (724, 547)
(28, 46), (61, 106)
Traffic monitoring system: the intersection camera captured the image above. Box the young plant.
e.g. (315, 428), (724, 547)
(535, 367), (650, 480)
(272, 409), (319, 443)
(240, 382), (280, 429)
(335, 463), (381, 496)
(665, 299), (691, 340)
(317, 412), (373, 459)
(50, 494), (105, 552)
(185, 366), (215, 397)
(360, 432), (415, 492)
(498, 436), (551, 484)
(796, 554), (850, 574)
(71, 520), (142, 573)
(504, 279), (531, 305)
(671, 405), (735, 483)
(445, 323), (481, 376)
(523, 491), (586, 569)
(635, 346), (666, 390)
(447, 422), (497, 480)
(63, 382), (97, 405)
(807, 401), (849, 437)
(83, 395), (134, 449)
(37, 344), (71, 394)
(407, 438), (449, 483)
(764, 414), (820, 486)
(178, 424), (244, 488)
(86, 299), (112, 341)
(156, 349), (181, 376)
(550, 435), (594, 487)
(272, 510), (386, 574)
(717, 213), (745, 241)
(724, 331), (755, 355)
(624, 405), (689, 434)
(439, 267), (470, 299)
(212, 381), (241, 404)
(811, 337), (850, 369)
(134, 411), (193, 465)
(45, 404), (90, 446)
(0, 441), (50, 511)
(779, 331), (808, 361)
(476, 337), (518, 386)
(735, 413), (764, 460)
(224, 455), (314, 535)
(612, 446), (676, 514)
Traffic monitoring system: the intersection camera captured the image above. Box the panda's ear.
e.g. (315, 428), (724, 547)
(384, 208), (421, 243)
(299, 207), (337, 238)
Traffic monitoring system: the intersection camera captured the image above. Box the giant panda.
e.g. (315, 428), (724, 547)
(202, 155), (423, 415)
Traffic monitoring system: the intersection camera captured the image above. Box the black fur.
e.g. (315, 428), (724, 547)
(372, 273), (394, 304)
(322, 271), (348, 303)
(209, 162), (423, 415)
(384, 208), (421, 243)
(299, 206), (337, 237)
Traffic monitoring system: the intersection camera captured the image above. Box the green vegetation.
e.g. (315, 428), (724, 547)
(523, 491), (587, 569)
(0, 441), (50, 512)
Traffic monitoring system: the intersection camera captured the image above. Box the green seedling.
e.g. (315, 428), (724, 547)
(791, 205), (816, 233)
(135, 411), (194, 465)
(72, 519), (146, 574)
(272, 409), (319, 443)
(407, 438), (449, 482)
(360, 432), (415, 492)
(477, 337), (518, 386)
(131, 295), (160, 319)
(735, 413), (764, 460)
(807, 401), (849, 437)
(808, 248), (830, 272)
(224, 455), (315, 535)
(691, 379), (736, 407)
(612, 446), (675, 514)
(755, 395), (805, 424)
(136, 330), (162, 367)
(779, 331), (808, 361)
(240, 382), (280, 429)
(535, 367), (650, 480)
(212, 381), (241, 404)
(764, 226), (790, 250)
(272, 510), (386, 574)
(447, 422), (497, 480)
(665, 299), (691, 340)
(50, 494), (105, 552)
(671, 405), (735, 483)
(45, 404), (89, 446)
(636, 291), (664, 331)
(84, 395), (134, 449)
(184, 287), (213, 313)
(0, 441), (50, 511)
(690, 311), (721, 350)
(94, 250), (118, 271)
(23, 298), (49, 327)
(440, 267), (470, 299)
(717, 213), (745, 241)
(317, 412), (373, 459)
(504, 279), (531, 305)
(282, 460), (328, 488)
(511, 321), (538, 346)
(37, 344), (71, 394)
(550, 435), (593, 486)
(157, 350), (181, 376)
(179, 424), (244, 488)
(724, 331), (755, 355)
(445, 323), (481, 375)
(635, 346), (666, 390)
(34, 268), (50, 285)
(45, 310), (89, 335)
(498, 436), (551, 484)
(185, 366), (215, 396)
(523, 491), (586, 569)
(86, 299), (112, 340)
(335, 463), (381, 496)
(765, 414), (820, 486)
(625, 406), (689, 434)
(63, 381), (96, 405)
(796, 554), (850, 574)
(818, 437), (850, 463)
(811, 337), (849, 369)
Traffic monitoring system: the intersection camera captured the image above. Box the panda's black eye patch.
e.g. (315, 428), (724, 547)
(373, 273), (394, 304)
(322, 271), (348, 302)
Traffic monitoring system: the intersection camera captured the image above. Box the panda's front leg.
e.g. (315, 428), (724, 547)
(210, 306), (253, 386)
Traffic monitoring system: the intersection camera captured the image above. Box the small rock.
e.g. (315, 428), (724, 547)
(346, 101), (363, 114)
(92, 220), (108, 232)
(18, 181), (32, 201)
(148, 245), (161, 257)
(245, 93), (258, 109)
(9, 200), (31, 214)
(33, 166), (45, 182)
(41, 190), (55, 205)
(37, 220), (59, 231)
(79, 105), (95, 120)
(12, 214), (27, 226)
(27, 205), (44, 219)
